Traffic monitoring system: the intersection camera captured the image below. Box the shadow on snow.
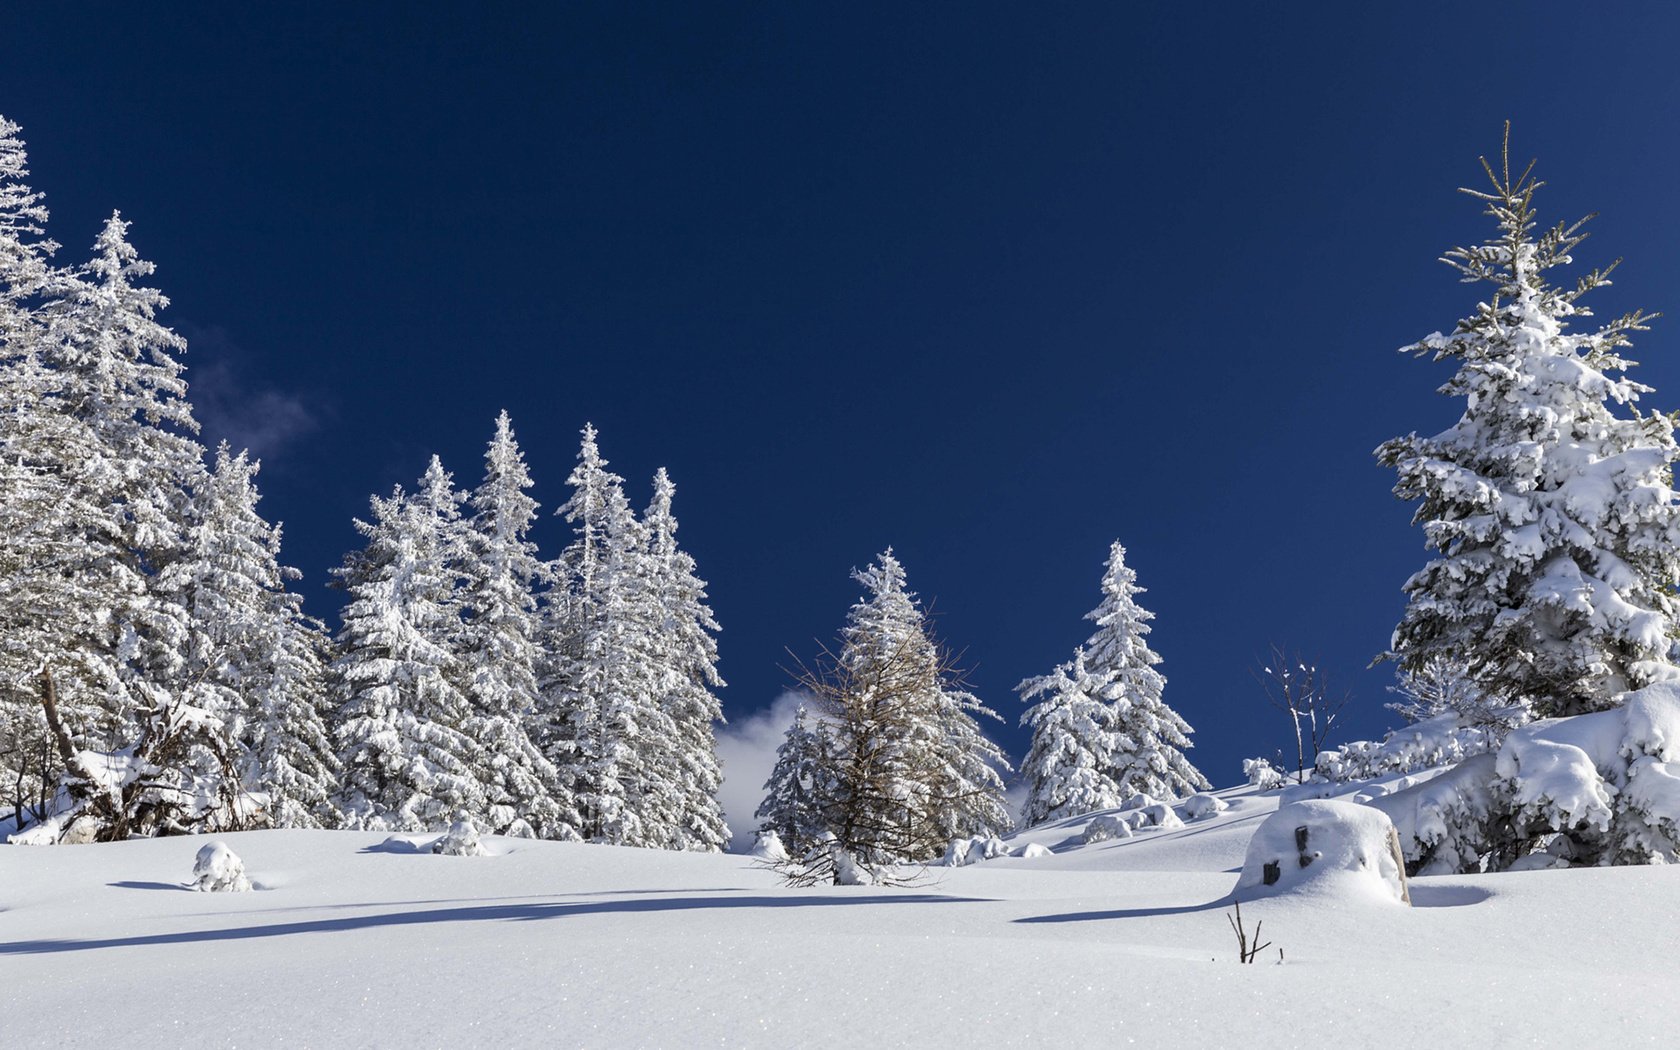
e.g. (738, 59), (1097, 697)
(0, 893), (992, 955)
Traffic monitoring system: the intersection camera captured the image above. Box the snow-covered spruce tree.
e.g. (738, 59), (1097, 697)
(457, 412), (576, 839)
(1017, 542), (1207, 826)
(1017, 647), (1135, 826)
(333, 460), (487, 831)
(777, 550), (1010, 884)
(1378, 129), (1680, 719)
(640, 468), (729, 852)
(0, 113), (64, 824)
(754, 702), (833, 855)
(11, 214), (244, 839)
(538, 425), (676, 846)
(172, 444), (340, 828)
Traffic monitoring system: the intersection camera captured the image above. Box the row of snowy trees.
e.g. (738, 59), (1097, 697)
(333, 421), (728, 850)
(0, 115), (729, 850)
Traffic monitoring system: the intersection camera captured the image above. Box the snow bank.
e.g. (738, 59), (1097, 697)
(190, 841), (251, 892)
(1235, 800), (1410, 905)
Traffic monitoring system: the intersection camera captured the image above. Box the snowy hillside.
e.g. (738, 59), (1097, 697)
(5, 784), (1676, 1048)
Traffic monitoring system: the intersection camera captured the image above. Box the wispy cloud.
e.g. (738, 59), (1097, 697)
(180, 323), (323, 464)
(715, 690), (808, 853)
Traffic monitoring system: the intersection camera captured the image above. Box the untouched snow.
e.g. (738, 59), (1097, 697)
(3, 784), (1677, 1047)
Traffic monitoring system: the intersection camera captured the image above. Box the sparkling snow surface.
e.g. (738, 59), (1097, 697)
(3, 784), (1677, 1048)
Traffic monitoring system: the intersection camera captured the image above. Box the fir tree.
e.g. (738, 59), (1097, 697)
(1018, 542), (1207, 826)
(458, 412), (576, 838)
(333, 461), (486, 831)
(540, 425), (674, 846)
(641, 468), (729, 852)
(776, 550), (1010, 883)
(754, 703), (831, 853)
(1377, 128), (1680, 718)
(174, 445), (340, 828)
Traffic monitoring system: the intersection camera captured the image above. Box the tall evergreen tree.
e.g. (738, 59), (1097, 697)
(773, 550), (1010, 883)
(1018, 542), (1207, 826)
(1377, 129), (1680, 718)
(458, 412), (575, 838)
(641, 468), (729, 852)
(333, 461), (486, 831)
(754, 703), (831, 853)
(540, 425), (674, 846)
(174, 444), (340, 828)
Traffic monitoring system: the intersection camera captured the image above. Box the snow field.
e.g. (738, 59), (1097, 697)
(5, 783), (1677, 1048)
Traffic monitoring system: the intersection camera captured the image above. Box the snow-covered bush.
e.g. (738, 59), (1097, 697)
(1183, 793), (1227, 821)
(1081, 813), (1133, 844)
(191, 841), (251, 892)
(1315, 712), (1515, 784)
(1367, 682), (1680, 872)
(1364, 755), (1499, 875)
(1235, 800), (1409, 905)
(1243, 758), (1285, 791)
(431, 817), (486, 857)
(1018, 843), (1052, 859)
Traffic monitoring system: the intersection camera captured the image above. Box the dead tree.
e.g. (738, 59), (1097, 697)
(1253, 645), (1349, 783)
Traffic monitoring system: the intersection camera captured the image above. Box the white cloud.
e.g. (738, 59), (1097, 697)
(715, 691), (808, 853)
(181, 324), (321, 463)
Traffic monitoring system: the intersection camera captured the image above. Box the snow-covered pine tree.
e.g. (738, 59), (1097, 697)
(1017, 647), (1136, 826)
(457, 412), (576, 839)
(333, 460), (487, 831)
(0, 114), (71, 825)
(539, 425), (674, 846)
(641, 468), (729, 852)
(174, 444), (340, 829)
(6, 212), (246, 839)
(1377, 127), (1680, 718)
(1018, 542), (1207, 826)
(754, 703), (831, 854)
(778, 550), (1010, 882)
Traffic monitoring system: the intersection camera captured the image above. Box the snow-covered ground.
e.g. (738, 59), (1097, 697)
(3, 784), (1676, 1048)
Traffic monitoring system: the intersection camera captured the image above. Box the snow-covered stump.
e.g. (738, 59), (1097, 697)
(191, 841), (251, 892)
(1184, 793), (1228, 821)
(432, 817), (486, 857)
(1236, 800), (1410, 905)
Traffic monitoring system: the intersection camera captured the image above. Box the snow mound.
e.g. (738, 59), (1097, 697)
(1235, 800), (1410, 905)
(431, 818), (486, 857)
(1120, 793), (1159, 812)
(1183, 793), (1227, 820)
(1080, 814), (1133, 844)
(1138, 803), (1183, 830)
(750, 830), (789, 863)
(190, 841), (251, 892)
(943, 835), (1012, 866)
(1018, 843), (1052, 859)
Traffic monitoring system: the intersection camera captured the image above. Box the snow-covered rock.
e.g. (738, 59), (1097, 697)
(1235, 800), (1409, 905)
(190, 841), (251, 892)
(1017, 842), (1053, 859)
(432, 818), (486, 857)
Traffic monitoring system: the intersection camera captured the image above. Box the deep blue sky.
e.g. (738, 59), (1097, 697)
(7, 4), (1680, 785)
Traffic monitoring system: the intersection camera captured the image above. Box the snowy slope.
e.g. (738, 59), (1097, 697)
(3, 786), (1676, 1048)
